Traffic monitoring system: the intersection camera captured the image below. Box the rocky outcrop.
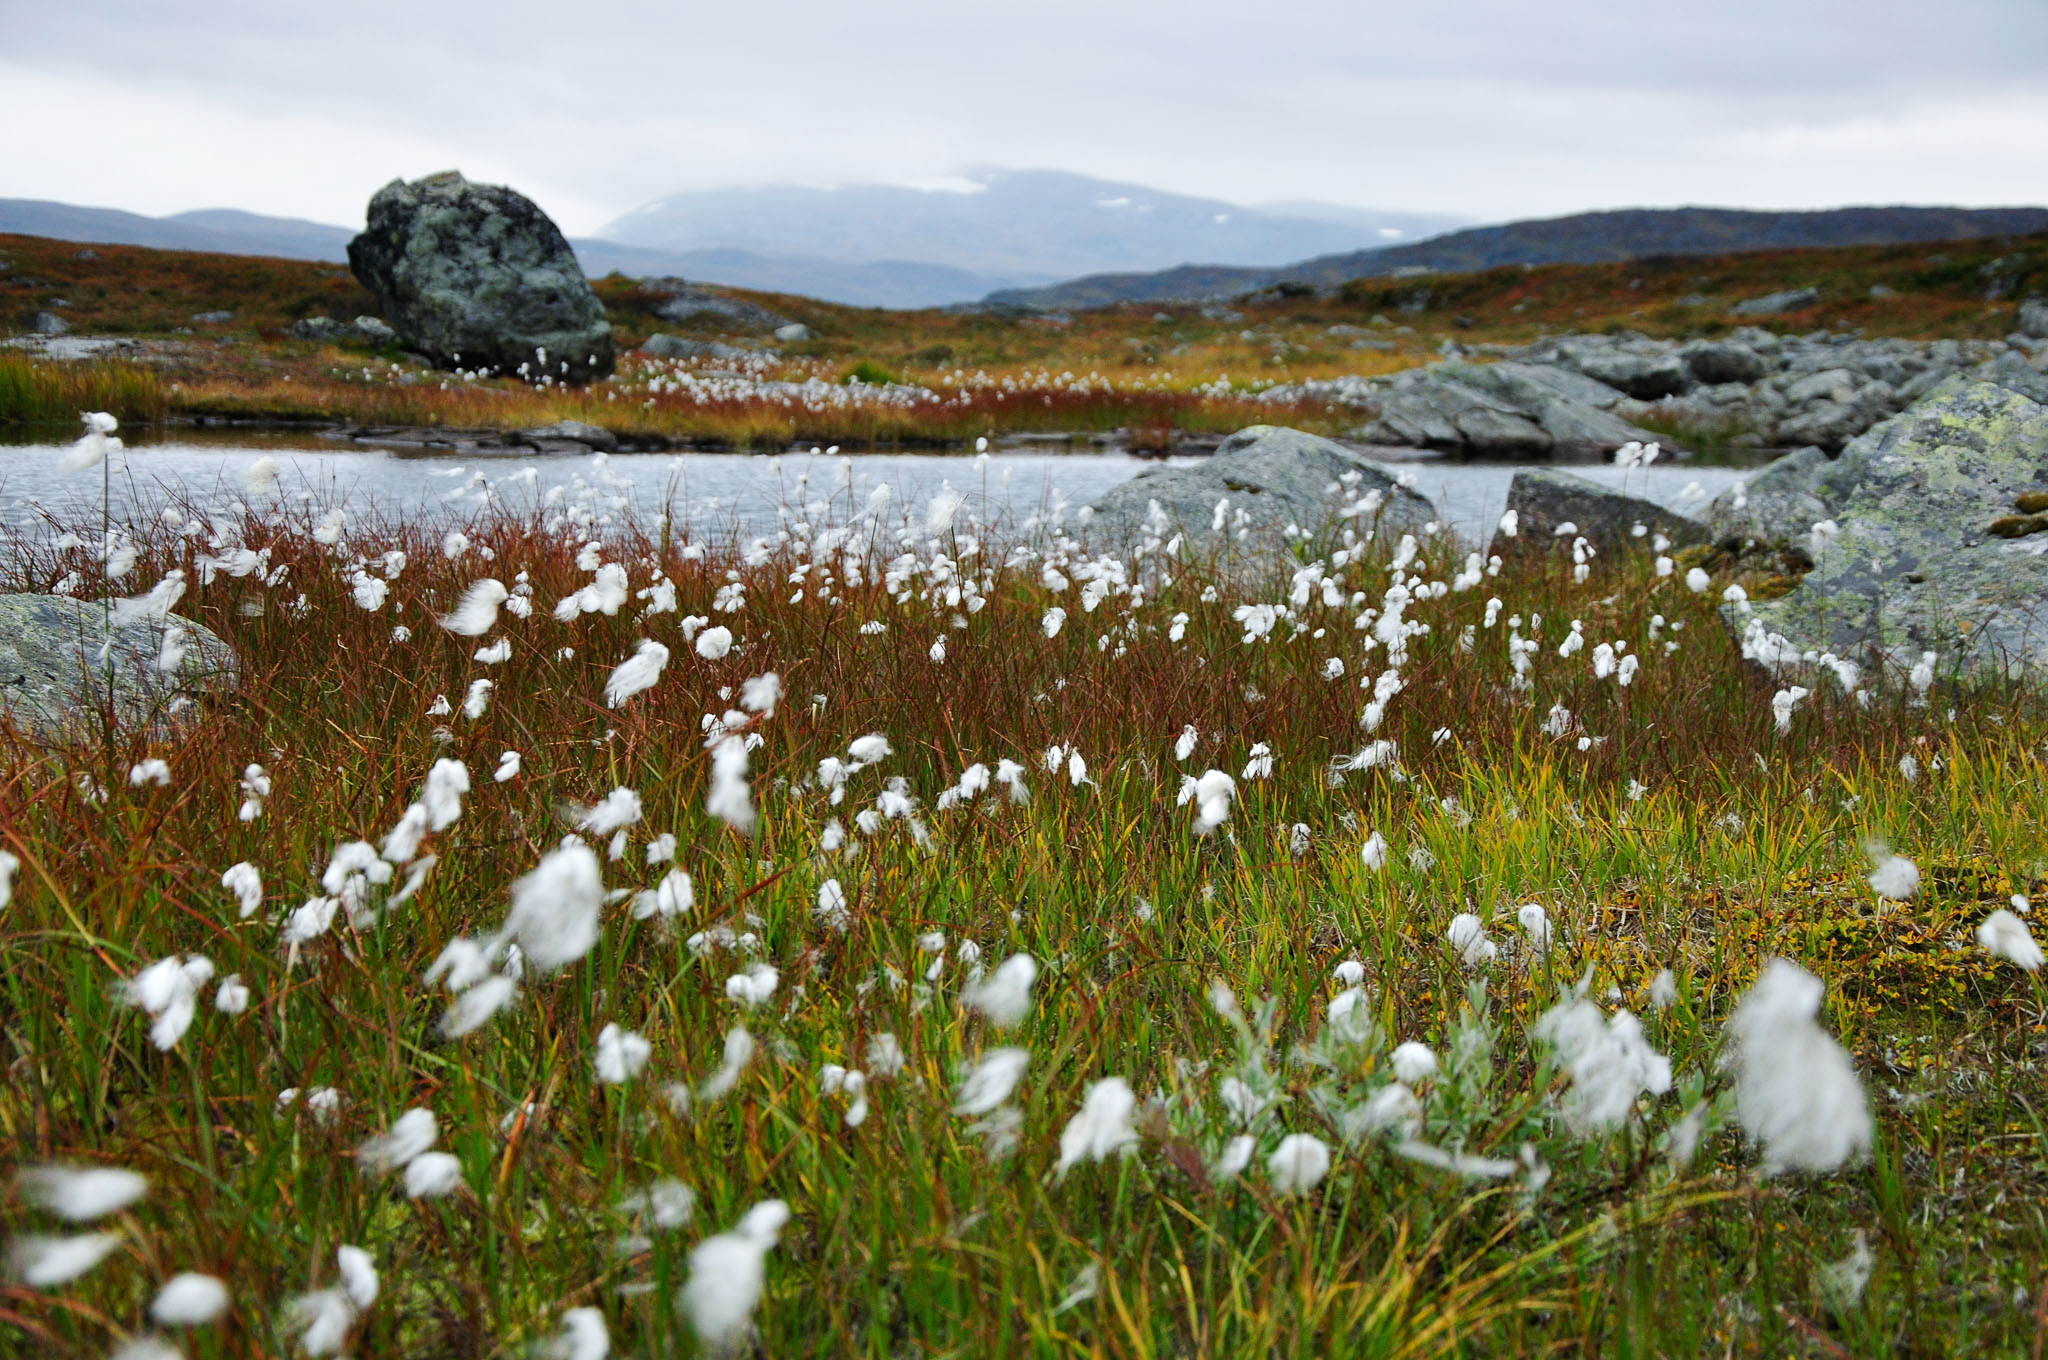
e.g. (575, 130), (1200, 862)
(1736, 379), (2048, 684)
(1084, 424), (1435, 552)
(347, 171), (614, 383)
(1281, 361), (1665, 457)
(1498, 468), (1707, 558)
(1501, 327), (2047, 453)
(2021, 297), (2048, 340)
(0, 594), (238, 742)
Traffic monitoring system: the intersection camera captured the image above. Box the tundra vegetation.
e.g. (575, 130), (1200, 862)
(0, 417), (2044, 1357)
(2, 229), (2041, 448)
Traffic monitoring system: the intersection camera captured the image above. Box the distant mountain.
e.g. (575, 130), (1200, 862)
(0, 198), (356, 261)
(4, 171), (1470, 310)
(598, 170), (1466, 291)
(569, 240), (1049, 310)
(989, 204), (2048, 309)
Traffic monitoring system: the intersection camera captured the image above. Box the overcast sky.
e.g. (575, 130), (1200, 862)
(8, 0), (2047, 235)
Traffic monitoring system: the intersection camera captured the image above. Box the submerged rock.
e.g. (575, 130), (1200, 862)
(348, 170), (614, 383)
(1737, 378), (2048, 684)
(1084, 424), (1435, 553)
(1498, 468), (1707, 558)
(0, 594), (238, 742)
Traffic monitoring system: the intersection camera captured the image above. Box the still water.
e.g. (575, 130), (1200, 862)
(0, 428), (1754, 547)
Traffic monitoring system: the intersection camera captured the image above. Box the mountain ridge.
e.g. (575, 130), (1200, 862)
(986, 204), (2048, 309)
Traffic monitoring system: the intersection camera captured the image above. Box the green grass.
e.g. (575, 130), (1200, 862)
(0, 483), (2044, 1357)
(0, 353), (167, 427)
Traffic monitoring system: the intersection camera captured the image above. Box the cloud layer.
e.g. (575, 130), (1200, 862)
(9, 0), (2046, 233)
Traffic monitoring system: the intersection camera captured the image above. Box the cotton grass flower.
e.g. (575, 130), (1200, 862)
(1179, 769), (1235, 835)
(725, 962), (779, 1007)
(438, 578), (507, 635)
(10, 1232), (123, 1287)
(963, 953), (1038, 1027)
(495, 750), (521, 782)
(547, 1307), (611, 1360)
(1976, 909), (2043, 971)
(500, 841), (603, 972)
(1266, 1133), (1332, 1195)
(696, 625), (734, 660)
(1533, 999), (1672, 1134)
(1360, 831), (1388, 870)
(1389, 1042), (1438, 1086)
(576, 787), (643, 835)
(151, 1272), (230, 1325)
(0, 849), (17, 910)
(595, 1024), (653, 1083)
(357, 1107), (437, 1175)
(1055, 1078), (1139, 1174)
(1721, 959), (1871, 1175)
(953, 1047), (1029, 1116)
(1866, 846), (1919, 902)
(123, 956), (204, 1050)
(681, 1199), (789, 1353)
(221, 861), (262, 917)
(214, 974), (250, 1015)
(707, 735), (756, 833)
(403, 1152), (464, 1199)
(1517, 902), (1553, 958)
(607, 639), (670, 706)
(1446, 914), (1497, 966)
(16, 1164), (147, 1221)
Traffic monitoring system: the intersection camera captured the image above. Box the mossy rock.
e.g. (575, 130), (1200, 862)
(0, 594), (238, 742)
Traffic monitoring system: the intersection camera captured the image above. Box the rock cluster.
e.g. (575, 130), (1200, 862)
(1508, 327), (2048, 452)
(347, 171), (614, 384)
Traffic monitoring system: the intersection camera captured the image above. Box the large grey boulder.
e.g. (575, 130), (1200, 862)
(1357, 361), (1665, 456)
(1736, 379), (2048, 684)
(348, 171), (613, 383)
(1497, 468), (1707, 558)
(1973, 350), (2048, 405)
(1084, 425), (1435, 553)
(0, 594), (238, 742)
(1703, 445), (1834, 547)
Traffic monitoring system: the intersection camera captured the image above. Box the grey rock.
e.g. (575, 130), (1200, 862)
(1682, 339), (1771, 384)
(1973, 350), (2048, 405)
(2021, 297), (2048, 340)
(290, 315), (345, 341)
(772, 322), (814, 343)
(352, 316), (399, 347)
(1084, 424), (1435, 554)
(1498, 468), (1707, 558)
(1358, 361), (1663, 457)
(190, 310), (234, 325)
(31, 310), (69, 336)
(638, 334), (769, 362)
(1784, 367), (1857, 406)
(0, 594), (238, 742)
(347, 170), (613, 383)
(1567, 349), (1692, 399)
(1729, 286), (1820, 317)
(1774, 381), (1899, 451)
(1703, 445), (1834, 547)
(1738, 379), (2048, 684)
(514, 419), (616, 452)
(640, 279), (791, 332)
